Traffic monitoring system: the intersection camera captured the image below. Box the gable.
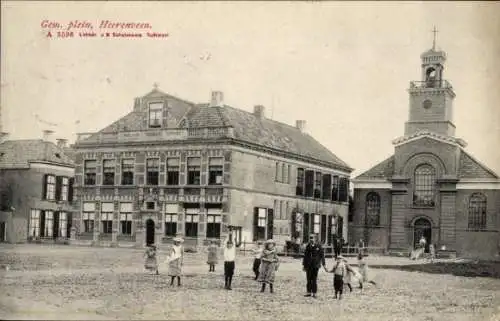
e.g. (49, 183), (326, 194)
(459, 151), (498, 179)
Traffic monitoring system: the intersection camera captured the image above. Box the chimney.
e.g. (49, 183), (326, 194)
(133, 97), (141, 112)
(253, 105), (265, 120)
(296, 120), (306, 133)
(210, 91), (224, 107)
(56, 138), (68, 148)
(0, 132), (9, 143)
(42, 130), (54, 142)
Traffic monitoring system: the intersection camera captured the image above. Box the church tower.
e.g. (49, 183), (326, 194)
(405, 28), (456, 137)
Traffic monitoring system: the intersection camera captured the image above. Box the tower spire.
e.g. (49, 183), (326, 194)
(432, 26), (438, 50)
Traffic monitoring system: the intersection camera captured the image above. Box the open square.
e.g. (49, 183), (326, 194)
(1, 245), (499, 321)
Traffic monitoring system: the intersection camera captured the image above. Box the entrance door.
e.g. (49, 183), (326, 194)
(413, 218), (431, 253)
(145, 219), (155, 246)
(0, 222), (6, 242)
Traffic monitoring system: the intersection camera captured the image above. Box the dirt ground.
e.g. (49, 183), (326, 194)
(0, 244), (499, 321)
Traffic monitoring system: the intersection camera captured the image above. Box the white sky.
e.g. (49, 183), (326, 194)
(1, 1), (499, 176)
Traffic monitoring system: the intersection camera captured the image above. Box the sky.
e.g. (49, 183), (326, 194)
(1, 1), (499, 177)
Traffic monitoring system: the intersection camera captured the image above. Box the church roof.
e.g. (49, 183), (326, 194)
(0, 140), (75, 169)
(354, 150), (498, 181)
(79, 90), (352, 171)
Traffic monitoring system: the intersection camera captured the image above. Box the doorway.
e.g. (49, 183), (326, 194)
(0, 222), (6, 242)
(145, 219), (155, 246)
(413, 218), (431, 253)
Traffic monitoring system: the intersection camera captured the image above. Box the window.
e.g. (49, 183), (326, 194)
(103, 159), (115, 185)
(287, 165), (291, 184)
(165, 214), (177, 236)
(296, 168), (305, 196)
(208, 157), (223, 185)
(322, 174), (332, 200)
(331, 176), (339, 202)
(45, 175), (56, 200)
(29, 209), (41, 238)
(338, 177), (349, 202)
(60, 177), (69, 201)
(413, 164), (436, 207)
(120, 203), (133, 235)
(185, 214), (199, 237)
(82, 202), (95, 233)
(146, 202), (155, 210)
(305, 170), (314, 197)
(314, 172), (322, 198)
(254, 208), (267, 241)
(365, 192), (381, 226)
(280, 201), (285, 220)
(42, 211), (54, 238)
(84, 160), (97, 186)
(284, 201), (289, 220)
(282, 164), (289, 184)
(206, 213), (222, 238)
(146, 158), (160, 185)
(121, 159), (134, 185)
(187, 157), (201, 185)
(320, 215), (327, 243)
(275, 162), (281, 182)
(167, 158), (180, 185)
(149, 102), (163, 128)
(468, 193), (487, 230)
(101, 213), (113, 234)
(313, 214), (320, 234)
(274, 200), (279, 219)
(59, 212), (68, 238)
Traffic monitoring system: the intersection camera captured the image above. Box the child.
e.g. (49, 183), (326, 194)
(207, 240), (219, 272)
(344, 259), (361, 292)
(258, 239), (279, 293)
(223, 239), (236, 290)
(326, 255), (346, 300)
(357, 252), (376, 290)
(144, 244), (159, 275)
(252, 241), (264, 280)
(429, 244), (436, 263)
(166, 237), (184, 287)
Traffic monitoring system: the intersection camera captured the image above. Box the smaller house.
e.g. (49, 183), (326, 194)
(0, 135), (75, 243)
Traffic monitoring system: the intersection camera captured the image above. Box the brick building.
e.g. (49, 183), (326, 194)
(0, 136), (75, 243)
(71, 87), (352, 248)
(350, 44), (500, 259)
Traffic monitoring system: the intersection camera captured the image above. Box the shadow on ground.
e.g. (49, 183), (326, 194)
(370, 261), (500, 279)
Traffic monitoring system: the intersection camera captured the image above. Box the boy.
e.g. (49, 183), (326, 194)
(252, 241), (263, 280)
(326, 255), (346, 300)
(223, 239), (236, 290)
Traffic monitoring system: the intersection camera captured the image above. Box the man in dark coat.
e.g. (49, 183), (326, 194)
(302, 234), (326, 298)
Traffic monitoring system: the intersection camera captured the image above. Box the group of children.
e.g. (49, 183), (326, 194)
(144, 237), (376, 299)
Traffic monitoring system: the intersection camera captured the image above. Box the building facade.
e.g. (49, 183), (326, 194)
(350, 45), (500, 259)
(72, 88), (352, 248)
(0, 138), (75, 243)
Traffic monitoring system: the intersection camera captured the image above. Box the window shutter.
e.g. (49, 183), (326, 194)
(291, 211), (297, 238)
(68, 178), (74, 202)
(321, 215), (327, 243)
(253, 207), (259, 242)
(55, 176), (62, 201)
(327, 217), (333, 244)
(303, 213), (310, 241)
(338, 216), (344, 240)
(267, 208), (274, 240)
(42, 174), (48, 200)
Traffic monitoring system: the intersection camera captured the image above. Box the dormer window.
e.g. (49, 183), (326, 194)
(149, 102), (163, 128)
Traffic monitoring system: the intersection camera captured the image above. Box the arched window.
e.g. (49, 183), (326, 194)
(468, 193), (487, 230)
(365, 192), (380, 226)
(413, 164), (436, 207)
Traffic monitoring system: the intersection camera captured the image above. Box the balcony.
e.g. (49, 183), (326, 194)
(76, 126), (234, 145)
(409, 80), (453, 90)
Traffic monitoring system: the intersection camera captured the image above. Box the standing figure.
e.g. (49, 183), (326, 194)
(358, 239), (365, 254)
(207, 240), (219, 272)
(344, 259), (361, 293)
(429, 243), (436, 263)
(357, 252), (376, 290)
(223, 238), (236, 290)
(252, 241), (264, 280)
(333, 236), (342, 258)
(144, 244), (159, 275)
(419, 236), (427, 249)
(302, 234), (326, 298)
(166, 237), (184, 287)
(258, 239), (279, 293)
(326, 255), (346, 300)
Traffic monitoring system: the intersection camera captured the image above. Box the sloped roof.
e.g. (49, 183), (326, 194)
(0, 140), (75, 169)
(459, 150), (498, 179)
(80, 90), (352, 171)
(354, 156), (395, 180)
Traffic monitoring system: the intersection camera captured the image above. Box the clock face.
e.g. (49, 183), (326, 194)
(423, 99), (432, 109)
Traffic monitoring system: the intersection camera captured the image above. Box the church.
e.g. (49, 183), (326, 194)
(350, 40), (500, 259)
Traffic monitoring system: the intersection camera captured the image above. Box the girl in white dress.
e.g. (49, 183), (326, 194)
(357, 253), (376, 290)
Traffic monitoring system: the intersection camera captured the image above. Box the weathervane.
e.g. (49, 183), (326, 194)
(432, 26), (438, 50)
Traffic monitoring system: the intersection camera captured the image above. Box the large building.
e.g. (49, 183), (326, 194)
(350, 44), (500, 259)
(71, 88), (352, 248)
(0, 135), (75, 243)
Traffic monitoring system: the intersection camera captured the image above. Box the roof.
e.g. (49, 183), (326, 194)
(0, 140), (75, 169)
(354, 150), (498, 181)
(79, 90), (353, 171)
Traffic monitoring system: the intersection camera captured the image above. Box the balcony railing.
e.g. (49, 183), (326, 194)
(76, 126), (234, 144)
(409, 80), (453, 90)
